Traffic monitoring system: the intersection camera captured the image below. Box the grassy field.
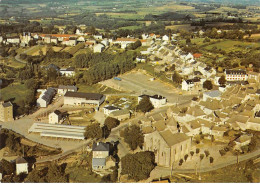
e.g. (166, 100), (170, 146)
(77, 83), (124, 94)
(203, 40), (260, 52)
(26, 45), (46, 56)
(0, 82), (30, 104)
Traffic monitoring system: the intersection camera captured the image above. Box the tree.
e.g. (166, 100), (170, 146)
(200, 154), (204, 161)
(190, 151), (194, 159)
(121, 151), (155, 181)
(104, 117), (120, 131)
(209, 157), (214, 164)
(219, 149), (226, 156)
(0, 159), (15, 176)
(121, 125), (144, 151)
(218, 75), (226, 85)
(136, 96), (154, 113)
(84, 123), (103, 139)
(179, 159), (184, 166)
(204, 150), (210, 158)
(203, 80), (213, 90)
(186, 38), (191, 45)
(196, 148), (200, 154)
(184, 154), (189, 162)
(172, 71), (182, 84)
(25, 79), (38, 90)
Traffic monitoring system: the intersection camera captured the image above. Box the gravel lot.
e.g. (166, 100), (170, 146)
(101, 71), (195, 104)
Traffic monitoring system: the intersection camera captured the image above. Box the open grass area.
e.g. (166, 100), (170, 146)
(0, 82), (30, 104)
(77, 83), (124, 94)
(203, 40), (260, 52)
(106, 95), (138, 111)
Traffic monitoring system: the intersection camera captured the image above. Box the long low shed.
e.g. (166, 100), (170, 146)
(28, 123), (86, 140)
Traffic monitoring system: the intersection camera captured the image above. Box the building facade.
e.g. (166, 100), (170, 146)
(64, 92), (105, 106)
(0, 101), (14, 122)
(225, 69), (248, 81)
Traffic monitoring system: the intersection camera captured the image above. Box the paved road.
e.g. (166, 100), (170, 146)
(14, 45), (38, 64)
(146, 148), (260, 182)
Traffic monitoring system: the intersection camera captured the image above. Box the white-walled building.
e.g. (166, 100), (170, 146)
(93, 43), (105, 53)
(103, 106), (120, 116)
(64, 92), (105, 106)
(16, 157), (28, 175)
(225, 69), (248, 81)
(60, 67), (75, 77)
(114, 38), (137, 49)
(138, 95), (167, 108)
(162, 35), (169, 41)
(58, 85), (77, 95)
(49, 110), (62, 124)
(37, 88), (56, 108)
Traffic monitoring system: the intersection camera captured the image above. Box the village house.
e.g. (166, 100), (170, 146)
(93, 43), (105, 53)
(77, 36), (85, 43)
(60, 67), (75, 77)
(94, 35), (103, 40)
(103, 106), (120, 116)
(64, 92), (105, 107)
(225, 69), (248, 81)
(6, 36), (20, 45)
(246, 117), (260, 131)
(16, 157), (28, 175)
(138, 95), (167, 108)
(109, 109), (130, 121)
(182, 78), (202, 91)
(92, 142), (110, 170)
(36, 88), (56, 108)
(144, 129), (191, 167)
(136, 56), (147, 63)
(247, 71), (260, 82)
(50, 36), (58, 45)
(114, 38), (137, 49)
(234, 134), (253, 149)
(57, 85), (77, 95)
(49, 110), (63, 124)
(0, 101), (14, 122)
(162, 35), (169, 41)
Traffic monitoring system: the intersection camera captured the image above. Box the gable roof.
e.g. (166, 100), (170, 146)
(1, 101), (12, 108)
(58, 85), (77, 92)
(92, 142), (109, 151)
(64, 92), (104, 100)
(159, 130), (190, 147)
(16, 157), (27, 164)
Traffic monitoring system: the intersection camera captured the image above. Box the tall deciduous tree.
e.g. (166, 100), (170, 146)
(121, 151), (155, 181)
(121, 125), (144, 150)
(136, 96), (154, 113)
(84, 123), (103, 139)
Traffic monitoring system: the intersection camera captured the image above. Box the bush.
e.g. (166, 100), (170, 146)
(104, 117), (120, 131)
(196, 148), (200, 154)
(184, 154), (189, 162)
(179, 159), (184, 166)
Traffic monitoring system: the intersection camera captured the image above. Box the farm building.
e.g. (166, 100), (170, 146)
(64, 92), (105, 106)
(28, 123), (86, 140)
(58, 85), (77, 95)
(36, 88), (56, 108)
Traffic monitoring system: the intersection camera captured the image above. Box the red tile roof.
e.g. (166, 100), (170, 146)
(193, 53), (202, 58)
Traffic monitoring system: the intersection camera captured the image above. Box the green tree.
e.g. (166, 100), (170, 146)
(84, 123), (103, 139)
(104, 117), (120, 131)
(121, 151), (155, 181)
(203, 80), (213, 90)
(0, 159), (15, 176)
(218, 75), (226, 85)
(172, 71), (182, 84)
(196, 148), (200, 154)
(209, 157), (214, 164)
(25, 79), (38, 90)
(136, 96), (154, 113)
(121, 125), (144, 151)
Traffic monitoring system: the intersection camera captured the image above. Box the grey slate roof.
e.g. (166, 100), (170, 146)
(41, 88), (56, 102)
(58, 85), (77, 92)
(92, 158), (106, 167)
(225, 69), (246, 75)
(92, 142), (109, 152)
(16, 157), (27, 164)
(204, 90), (222, 98)
(64, 92), (104, 100)
(104, 106), (120, 111)
(1, 101), (12, 108)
